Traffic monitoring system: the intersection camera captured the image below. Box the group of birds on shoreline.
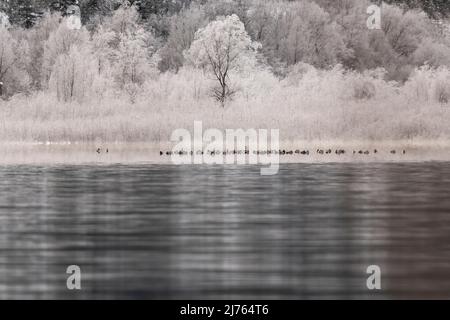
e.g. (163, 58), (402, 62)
(157, 148), (407, 156)
(95, 147), (407, 156)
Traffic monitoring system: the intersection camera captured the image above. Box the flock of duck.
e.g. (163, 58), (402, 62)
(94, 147), (407, 156)
(154, 148), (407, 156)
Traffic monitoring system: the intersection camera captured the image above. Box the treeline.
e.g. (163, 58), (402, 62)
(0, 0), (449, 100)
(383, 0), (449, 18)
(1, 0), (449, 29)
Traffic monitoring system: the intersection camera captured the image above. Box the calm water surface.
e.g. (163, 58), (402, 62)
(1, 163), (450, 299)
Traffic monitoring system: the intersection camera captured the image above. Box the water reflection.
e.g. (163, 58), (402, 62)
(1, 163), (450, 299)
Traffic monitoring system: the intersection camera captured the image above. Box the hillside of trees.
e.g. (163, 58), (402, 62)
(1, 0), (449, 28)
(0, 0), (449, 143)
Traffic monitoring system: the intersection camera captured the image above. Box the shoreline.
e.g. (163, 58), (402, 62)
(1, 141), (450, 165)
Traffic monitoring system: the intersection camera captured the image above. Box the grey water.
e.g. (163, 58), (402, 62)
(1, 163), (450, 299)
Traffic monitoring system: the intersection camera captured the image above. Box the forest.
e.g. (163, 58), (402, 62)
(0, 0), (449, 144)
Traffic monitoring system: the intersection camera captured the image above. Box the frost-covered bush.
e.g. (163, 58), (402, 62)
(282, 64), (395, 103)
(1, 65), (450, 143)
(433, 69), (450, 104)
(413, 38), (450, 67)
(404, 66), (450, 104)
(353, 81), (376, 100)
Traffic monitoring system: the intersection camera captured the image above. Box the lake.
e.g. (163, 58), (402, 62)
(1, 163), (450, 299)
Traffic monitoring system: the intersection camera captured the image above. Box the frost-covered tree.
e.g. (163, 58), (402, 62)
(376, 4), (431, 80)
(158, 4), (208, 71)
(96, 3), (159, 94)
(41, 21), (90, 88)
(22, 12), (61, 90)
(382, 5), (429, 58)
(247, 0), (348, 73)
(282, 3), (349, 67)
(185, 14), (260, 106)
(315, 0), (441, 79)
(382, 0), (450, 18)
(0, 26), (30, 97)
(0, 11), (9, 28)
(0, 0), (10, 27)
(312, 0), (372, 70)
(113, 26), (156, 88)
(49, 44), (96, 102)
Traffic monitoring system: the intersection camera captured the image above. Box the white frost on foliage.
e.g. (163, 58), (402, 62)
(184, 14), (261, 75)
(0, 11), (9, 28)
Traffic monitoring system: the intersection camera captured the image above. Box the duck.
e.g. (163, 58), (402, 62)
(96, 148), (101, 154)
(390, 150), (396, 154)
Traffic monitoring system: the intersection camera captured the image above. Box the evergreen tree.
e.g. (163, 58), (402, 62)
(0, 0), (8, 13)
(49, 0), (79, 14)
(79, 0), (121, 23)
(381, 0), (450, 18)
(0, 1), (10, 27)
(6, 0), (42, 28)
(130, 0), (192, 19)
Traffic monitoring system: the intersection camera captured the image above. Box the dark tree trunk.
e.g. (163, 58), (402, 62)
(0, 82), (3, 97)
